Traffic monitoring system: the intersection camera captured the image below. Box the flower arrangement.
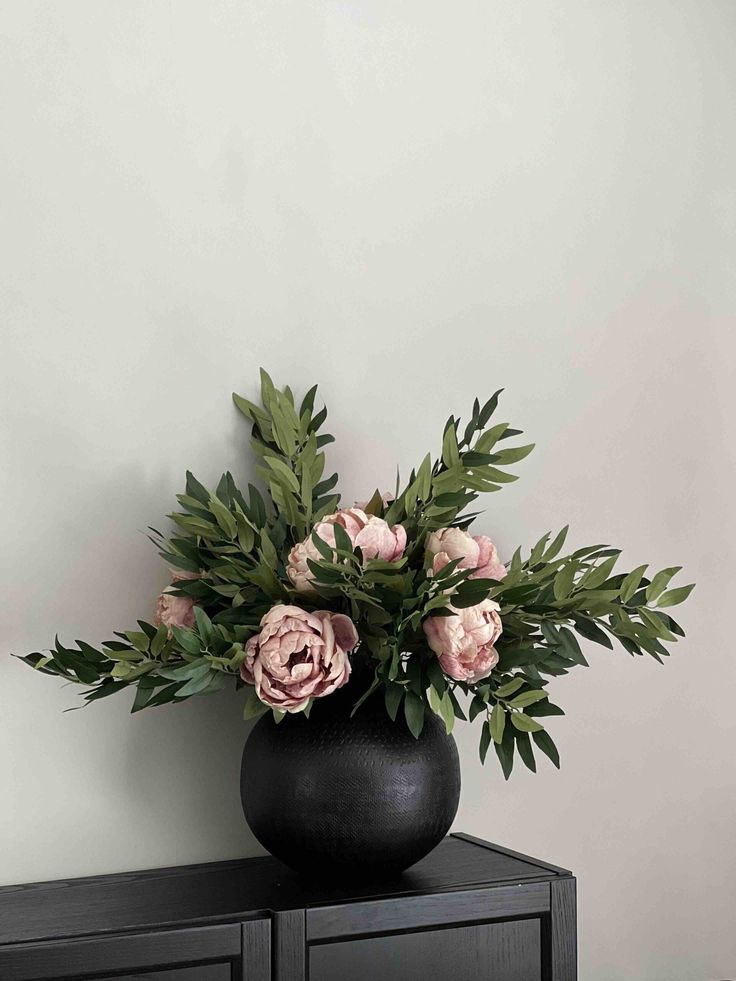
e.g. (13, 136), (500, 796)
(18, 371), (694, 777)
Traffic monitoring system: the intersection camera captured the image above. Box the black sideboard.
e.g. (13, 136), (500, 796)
(0, 832), (576, 980)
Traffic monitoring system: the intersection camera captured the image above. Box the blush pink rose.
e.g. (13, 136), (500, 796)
(153, 569), (199, 635)
(423, 599), (503, 683)
(287, 508), (407, 593)
(241, 604), (358, 712)
(426, 527), (506, 581)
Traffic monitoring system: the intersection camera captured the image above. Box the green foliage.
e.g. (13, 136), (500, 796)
(15, 371), (694, 781)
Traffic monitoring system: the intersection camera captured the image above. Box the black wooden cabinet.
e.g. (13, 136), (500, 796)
(0, 833), (576, 980)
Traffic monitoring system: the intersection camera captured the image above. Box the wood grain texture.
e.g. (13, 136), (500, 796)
(84, 968), (231, 981)
(0, 835), (576, 981)
(310, 919), (542, 981)
(273, 910), (304, 981)
(307, 881), (550, 941)
(451, 832), (572, 876)
(0, 923), (241, 981)
(242, 918), (271, 981)
(0, 836), (563, 947)
(549, 878), (577, 981)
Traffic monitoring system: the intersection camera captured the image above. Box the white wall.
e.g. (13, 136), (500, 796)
(1, 2), (734, 977)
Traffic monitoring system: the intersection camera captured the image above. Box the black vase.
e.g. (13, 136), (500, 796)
(240, 682), (461, 878)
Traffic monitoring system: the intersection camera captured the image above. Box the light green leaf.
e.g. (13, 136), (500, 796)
(510, 712), (544, 733)
(656, 583), (695, 608)
(509, 690), (548, 709)
(645, 566), (682, 603)
(490, 443), (535, 464)
(495, 677), (525, 698)
(554, 561), (578, 601)
(490, 702), (506, 744)
(620, 564), (648, 604)
(442, 420), (460, 468)
(208, 494), (237, 539)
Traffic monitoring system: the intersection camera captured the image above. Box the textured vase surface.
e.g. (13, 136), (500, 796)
(240, 683), (461, 878)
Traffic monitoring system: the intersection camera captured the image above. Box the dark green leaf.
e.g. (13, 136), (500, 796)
(572, 617), (613, 649)
(532, 729), (560, 767)
(514, 730), (536, 772)
(404, 691), (425, 738)
(385, 683), (404, 722)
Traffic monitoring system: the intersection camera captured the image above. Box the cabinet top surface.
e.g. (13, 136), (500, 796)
(0, 833), (571, 947)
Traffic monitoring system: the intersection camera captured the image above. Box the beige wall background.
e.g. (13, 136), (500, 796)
(1, 2), (734, 978)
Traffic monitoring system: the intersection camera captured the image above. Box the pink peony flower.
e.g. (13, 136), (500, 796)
(426, 527), (506, 581)
(423, 599), (503, 683)
(241, 604), (358, 712)
(153, 569), (199, 635)
(287, 508), (407, 593)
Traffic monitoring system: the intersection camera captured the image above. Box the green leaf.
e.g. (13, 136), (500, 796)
(645, 566), (682, 603)
(194, 606), (214, 646)
(404, 691), (425, 738)
(362, 488), (385, 516)
(494, 677), (525, 698)
(581, 553), (620, 589)
(264, 456), (301, 495)
(243, 686), (269, 720)
(439, 690), (455, 734)
(620, 564), (648, 604)
(526, 701), (565, 718)
(509, 690), (548, 709)
(494, 725), (515, 779)
(573, 617), (613, 649)
(656, 583), (695, 608)
(259, 529), (279, 568)
(427, 684), (443, 715)
(478, 390), (503, 426)
(332, 521), (354, 556)
(150, 624), (169, 658)
(469, 693), (487, 722)
(130, 684), (152, 713)
(442, 420), (460, 468)
(176, 669), (217, 697)
(185, 470), (211, 505)
(490, 702), (506, 744)
(158, 659), (209, 681)
(510, 712), (544, 733)
(490, 443), (535, 464)
(543, 526), (569, 562)
(557, 627), (589, 666)
(475, 423), (508, 453)
(310, 530), (334, 561)
(532, 729), (560, 768)
(170, 627), (202, 655)
(514, 730), (536, 772)
(554, 561), (578, 601)
(384, 683), (404, 722)
(479, 720), (492, 763)
(208, 494), (237, 539)
(125, 631), (150, 653)
(299, 383), (318, 419)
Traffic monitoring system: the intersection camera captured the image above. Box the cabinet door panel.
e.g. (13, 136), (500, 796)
(0, 923), (245, 981)
(79, 967), (232, 981)
(310, 919), (541, 981)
